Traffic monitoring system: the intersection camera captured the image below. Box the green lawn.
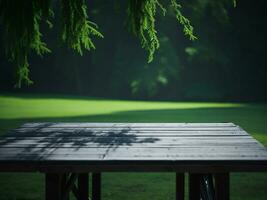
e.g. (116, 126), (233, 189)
(0, 94), (267, 200)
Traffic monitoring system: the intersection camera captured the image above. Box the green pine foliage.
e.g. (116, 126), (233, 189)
(0, 0), (103, 87)
(60, 0), (103, 55)
(0, 0), (236, 86)
(127, 0), (197, 63)
(0, 0), (52, 87)
(170, 0), (197, 41)
(127, 0), (166, 63)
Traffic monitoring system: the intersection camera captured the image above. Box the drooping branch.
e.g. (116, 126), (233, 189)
(60, 0), (103, 55)
(0, 0), (236, 87)
(170, 0), (197, 41)
(127, 0), (197, 63)
(127, 0), (165, 63)
(0, 0), (103, 87)
(0, 0), (52, 87)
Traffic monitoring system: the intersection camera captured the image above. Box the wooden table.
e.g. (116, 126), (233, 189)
(0, 123), (267, 200)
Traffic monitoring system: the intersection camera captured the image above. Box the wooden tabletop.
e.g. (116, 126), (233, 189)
(0, 123), (267, 173)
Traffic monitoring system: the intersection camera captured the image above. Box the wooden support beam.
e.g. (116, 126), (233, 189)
(92, 173), (101, 200)
(189, 173), (201, 200)
(62, 173), (78, 200)
(214, 173), (230, 200)
(176, 173), (185, 200)
(45, 173), (63, 200)
(199, 174), (215, 200)
(72, 185), (80, 200)
(62, 174), (70, 200)
(78, 173), (89, 200)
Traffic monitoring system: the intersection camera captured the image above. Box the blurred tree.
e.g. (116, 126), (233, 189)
(0, 0), (103, 87)
(3, 0), (264, 103)
(0, 0), (198, 86)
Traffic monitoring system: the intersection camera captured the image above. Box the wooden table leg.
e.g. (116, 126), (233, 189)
(62, 173), (69, 200)
(176, 173), (185, 200)
(78, 173), (89, 200)
(189, 173), (201, 200)
(214, 173), (230, 200)
(45, 173), (64, 200)
(92, 173), (101, 200)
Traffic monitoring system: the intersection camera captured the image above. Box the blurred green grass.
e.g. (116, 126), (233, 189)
(0, 94), (266, 200)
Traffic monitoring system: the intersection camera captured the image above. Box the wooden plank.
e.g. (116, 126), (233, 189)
(102, 149), (267, 157)
(0, 138), (262, 148)
(0, 139), (260, 147)
(12, 126), (241, 132)
(13, 123), (240, 129)
(1, 152), (267, 161)
(62, 173), (70, 200)
(1, 160), (267, 173)
(0, 135), (253, 140)
(78, 173), (89, 200)
(0, 144), (262, 152)
(199, 174), (215, 200)
(189, 173), (201, 200)
(0, 154), (42, 160)
(92, 173), (101, 200)
(35, 161), (267, 173)
(1, 147), (266, 156)
(21, 122), (237, 128)
(2, 154), (267, 161)
(214, 173), (229, 200)
(0, 154), (104, 161)
(2, 131), (248, 138)
(176, 173), (185, 200)
(1, 141), (260, 148)
(103, 155), (267, 161)
(0, 142), (262, 149)
(1, 156), (267, 162)
(3, 129), (247, 133)
(4, 131), (246, 139)
(62, 173), (77, 200)
(0, 136), (257, 144)
(11, 127), (242, 132)
(0, 137), (257, 149)
(71, 185), (80, 200)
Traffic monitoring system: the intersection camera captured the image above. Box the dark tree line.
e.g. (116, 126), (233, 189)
(0, 0), (267, 102)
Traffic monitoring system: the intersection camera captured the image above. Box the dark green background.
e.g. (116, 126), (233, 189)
(0, 0), (267, 102)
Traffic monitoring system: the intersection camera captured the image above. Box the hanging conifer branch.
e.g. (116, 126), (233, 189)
(60, 0), (103, 55)
(127, 0), (197, 63)
(0, 0), (52, 87)
(170, 0), (197, 41)
(127, 0), (166, 63)
(0, 0), (236, 86)
(0, 0), (103, 87)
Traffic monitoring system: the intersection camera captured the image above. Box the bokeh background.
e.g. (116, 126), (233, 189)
(1, 0), (267, 102)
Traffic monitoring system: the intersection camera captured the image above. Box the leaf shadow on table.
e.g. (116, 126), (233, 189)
(0, 123), (160, 160)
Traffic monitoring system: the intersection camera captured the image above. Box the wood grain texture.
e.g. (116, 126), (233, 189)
(0, 123), (267, 172)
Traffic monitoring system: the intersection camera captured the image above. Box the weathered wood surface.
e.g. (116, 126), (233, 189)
(0, 123), (267, 172)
